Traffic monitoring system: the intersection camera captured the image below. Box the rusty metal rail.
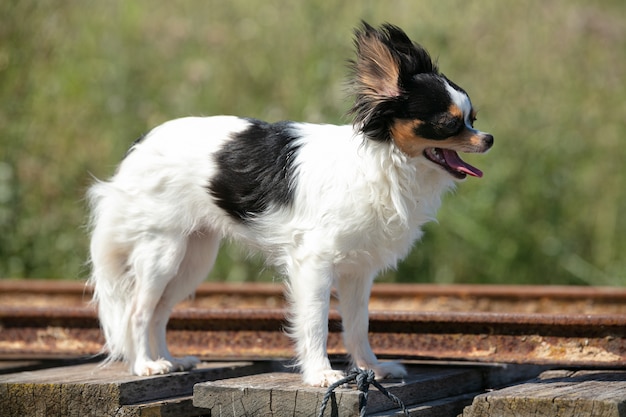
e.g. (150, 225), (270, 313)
(0, 280), (624, 367)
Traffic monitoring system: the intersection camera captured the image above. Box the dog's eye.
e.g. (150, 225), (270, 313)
(417, 114), (465, 140)
(448, 119), (461, 129)
(436, 116), (462, 134)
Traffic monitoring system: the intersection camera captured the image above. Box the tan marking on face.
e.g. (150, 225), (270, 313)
(448, 104), (464, 119)
(453, 130), (492, 152)
(390, 119), (429, 157)
(391, 118), (491, 157)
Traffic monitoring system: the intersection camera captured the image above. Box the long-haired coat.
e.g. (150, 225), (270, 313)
(88, 22), (493, 386)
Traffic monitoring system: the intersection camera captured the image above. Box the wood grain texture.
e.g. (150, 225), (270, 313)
(194, 366), (491, 416)
(462, 370), (626, 417)
(0, 361), (260, 417)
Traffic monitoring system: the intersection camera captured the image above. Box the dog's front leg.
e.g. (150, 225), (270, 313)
(337, 274), (407, 380)
(287, 260), (345, 386)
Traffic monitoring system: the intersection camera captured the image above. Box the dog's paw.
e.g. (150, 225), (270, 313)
(303, 369), (346, 387)
(133, 359), (175, 376)
(371, 361), (407, 380)
(170, 355), (200, 371)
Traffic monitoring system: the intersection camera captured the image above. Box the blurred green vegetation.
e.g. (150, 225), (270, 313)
(0, 1), (624, 286)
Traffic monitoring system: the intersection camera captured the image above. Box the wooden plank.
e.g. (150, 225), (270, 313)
(0, 359), (549, 417)
(368, 392), (477, 417)
(123, 395), (210, 417)
(193, 364), (542, 416)
(461, 370), (626, 417)
(0, 360), (264, 417)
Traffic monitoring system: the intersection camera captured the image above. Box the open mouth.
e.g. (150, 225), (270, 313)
(423, 148), (483, 179)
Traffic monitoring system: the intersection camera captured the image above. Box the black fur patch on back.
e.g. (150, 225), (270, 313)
(208, 119), (301, 222)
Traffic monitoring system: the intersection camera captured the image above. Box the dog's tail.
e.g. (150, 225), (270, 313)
(87, 180), (136, 366)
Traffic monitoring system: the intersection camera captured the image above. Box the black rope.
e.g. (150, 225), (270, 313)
(317, 368), (409, 417)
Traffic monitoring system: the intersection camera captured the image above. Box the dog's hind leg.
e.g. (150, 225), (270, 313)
(128, 233), (188, 376)
(336, 273), (407, 380)
(150, 231), (221, 371)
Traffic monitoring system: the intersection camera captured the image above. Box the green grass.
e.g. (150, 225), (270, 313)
(1, 0), (624, 286)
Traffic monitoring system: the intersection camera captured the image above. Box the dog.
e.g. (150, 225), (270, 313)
(88, 22), (493, 387)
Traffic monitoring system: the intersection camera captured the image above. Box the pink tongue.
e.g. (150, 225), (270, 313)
(442, 149), (483, 178)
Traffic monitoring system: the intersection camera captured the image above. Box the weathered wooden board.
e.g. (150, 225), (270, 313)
(9, 359), (603, 417)
(0, 360), (263, 417)
(193, 364), (545, 416)
(122, 395), (207, 417)
(461, 369), (626, 417)
(367, 392), (478, 417)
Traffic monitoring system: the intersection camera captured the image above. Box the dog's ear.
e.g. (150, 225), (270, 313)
(348, 22), (403, 141)
(351, 22), (402, 99)
(378, 24), (437, 77)
(349, 22), (439, 141)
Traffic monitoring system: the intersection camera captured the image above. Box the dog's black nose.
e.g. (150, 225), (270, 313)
(483, 134), (494, 148)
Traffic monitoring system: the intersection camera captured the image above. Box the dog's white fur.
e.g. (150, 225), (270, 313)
(88, 115), (456, 386)
(88, 22), (495, 387)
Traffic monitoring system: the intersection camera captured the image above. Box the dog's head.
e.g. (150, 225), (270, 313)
(349, 22), (493, 179)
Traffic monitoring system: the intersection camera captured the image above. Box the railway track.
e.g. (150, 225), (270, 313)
(0, 280), (624, 367)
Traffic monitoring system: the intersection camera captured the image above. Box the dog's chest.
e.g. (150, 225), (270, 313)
(333, 175), (446, 272)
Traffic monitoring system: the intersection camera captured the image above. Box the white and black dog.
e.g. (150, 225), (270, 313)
(88, 22), (493, 386)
